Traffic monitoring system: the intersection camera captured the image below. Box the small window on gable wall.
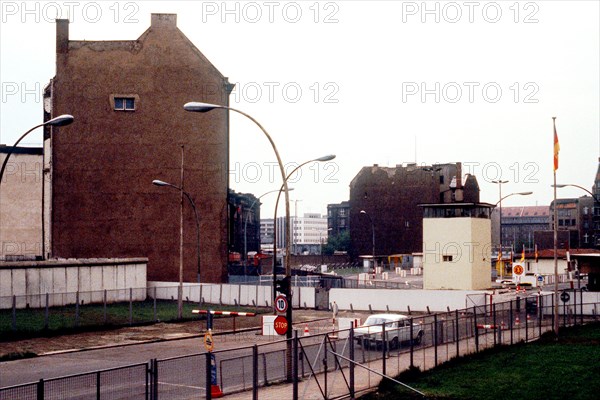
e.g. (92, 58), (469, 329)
(114, 97), (135, 111)
(443, 255), (453, 262)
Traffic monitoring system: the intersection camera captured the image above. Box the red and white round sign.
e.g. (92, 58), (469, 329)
(513, 263), (524, 276)
(275, 295), (288, 313)
(274, 315), (288, 335)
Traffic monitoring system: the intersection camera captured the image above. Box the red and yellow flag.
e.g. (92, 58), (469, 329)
(553, 120), (560, 171)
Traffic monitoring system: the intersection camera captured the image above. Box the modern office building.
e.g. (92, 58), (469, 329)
(271, 213), (328, 255)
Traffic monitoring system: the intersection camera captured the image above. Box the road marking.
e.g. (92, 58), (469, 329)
(158, 382), (206, 391)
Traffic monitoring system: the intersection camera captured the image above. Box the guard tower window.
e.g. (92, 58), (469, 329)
(114, 97), (135, 111)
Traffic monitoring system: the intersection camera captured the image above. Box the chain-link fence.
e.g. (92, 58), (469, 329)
(0, 286), (267, 339)
(2, 290), (599, 400)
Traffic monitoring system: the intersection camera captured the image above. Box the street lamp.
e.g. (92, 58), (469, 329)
(320, 227), (333, 265)
(184, 101), (292, 280)
(271, 154), (336, 307)
(185, 101), (332, 381)
(151, 147), (194, 320)
(0, 114), (74, 260)
(552, 184), (600, 203)
(552, 183), (599, 293)
(0, 114), (74, 189)
(243, 187), (295, 273)
(492, 180), (509, 276)
(152, 179), (201, 285)
(359, 210), (375, 278)
(492, 187), (533, 278)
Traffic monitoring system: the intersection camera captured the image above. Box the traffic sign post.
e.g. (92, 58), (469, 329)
(560, 290), (570, 332)
(204, 331), (214, 352)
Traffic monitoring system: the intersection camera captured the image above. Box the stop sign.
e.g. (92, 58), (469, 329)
(273, 315), (288, 335)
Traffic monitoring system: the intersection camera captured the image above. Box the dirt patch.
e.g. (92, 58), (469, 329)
(0, 309), (361, 360)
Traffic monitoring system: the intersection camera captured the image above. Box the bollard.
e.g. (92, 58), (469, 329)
(11, 295), (16, 331)
(129, 288), (133, 326)
(75, 291), (80, 327)
(154, 287), (158, 322)
(44, 293), (49, 330)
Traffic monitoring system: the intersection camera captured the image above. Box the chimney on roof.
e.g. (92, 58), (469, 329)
(151, 13), (177, 27)
(56, 19), (69, 54)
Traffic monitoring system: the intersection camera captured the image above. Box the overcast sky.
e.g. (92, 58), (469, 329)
(1, 0), (599, 216)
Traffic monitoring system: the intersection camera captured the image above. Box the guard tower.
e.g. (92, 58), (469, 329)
(421, 203), (493, 290)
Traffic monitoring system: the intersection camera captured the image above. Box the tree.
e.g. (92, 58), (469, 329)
(322, 231), (351, 255)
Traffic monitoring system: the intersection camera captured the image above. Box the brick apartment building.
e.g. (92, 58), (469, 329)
(497, 206), (550, 252)
(349, 162), (480, 260)
(327, 201), (350, 238)
(44, 14), (233, 283)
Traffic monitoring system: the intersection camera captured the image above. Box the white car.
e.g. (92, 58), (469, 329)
(354, 313), (424, 349)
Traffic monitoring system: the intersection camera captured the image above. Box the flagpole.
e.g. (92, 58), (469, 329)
(552, 116), (559, 336)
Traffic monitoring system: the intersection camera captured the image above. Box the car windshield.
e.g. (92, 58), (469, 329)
(364, 317), (395, 327)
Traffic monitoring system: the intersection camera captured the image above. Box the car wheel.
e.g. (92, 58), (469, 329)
(390, 337), (399, 350)
(413, 331), (423, 345)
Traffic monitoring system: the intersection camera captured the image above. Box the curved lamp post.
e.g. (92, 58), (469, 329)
(243, 188), (295, 272)
(552, 183), (599, 300)
(359, 210), (375, 278)
(271, 154), (336, 308)
(184, 101), (292, 278)
(548, 182), (597, 336)
(0, 114), (74, 189)
(492, 180), (509, 270)
(492, 179), (532, 278)
(152, 178), (201, 319)
(0, 114), (74, 260)
(553, 184), (600, 203)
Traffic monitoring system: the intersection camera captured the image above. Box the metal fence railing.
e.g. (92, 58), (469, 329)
(0, 363), (148, 400)
(0, 286), (266, 338)
(1, 290), (599, 400)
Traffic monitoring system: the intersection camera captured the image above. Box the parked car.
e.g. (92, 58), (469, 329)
(354, 313), (424, 349)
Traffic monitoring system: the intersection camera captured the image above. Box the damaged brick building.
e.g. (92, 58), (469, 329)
(349, 162), (480, 261)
